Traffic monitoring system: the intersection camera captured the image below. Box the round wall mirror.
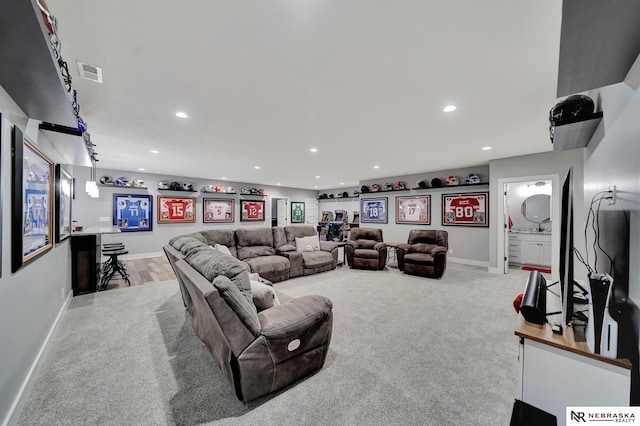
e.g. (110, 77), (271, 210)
(521, 194), (551, 223)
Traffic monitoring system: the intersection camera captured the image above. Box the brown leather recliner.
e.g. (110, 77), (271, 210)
(345, 228), (387, 270)
(397, 230), (448, 278)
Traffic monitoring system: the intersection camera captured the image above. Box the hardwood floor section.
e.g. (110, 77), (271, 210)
(102, 255), (176, 291)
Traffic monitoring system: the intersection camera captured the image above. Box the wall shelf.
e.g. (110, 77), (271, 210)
(98, 184), (148, 190)
(0, 0), (77, 127)
(409, 183), (489, 191)
(157, 188), (197, 193)
(552, 113), (603, 151)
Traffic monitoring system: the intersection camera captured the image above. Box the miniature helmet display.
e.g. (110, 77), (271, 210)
(215, 185), (225, 192)
(445, 176), (459, 186)
(466, 173), (481, 184)
(169, 181), (182, 191)
(384, 182), (394, 191)
(132, 178), (145, 187)
(416, 179), (427, 188)
(115, 177), (129, 186)
(319, 193), (328, 199)
(360, 185), (370, 193)
(250, 187), (259, 195)
(100, 175), (113, 185)
(430, 178), (443, 188)
(371, 184), (380, 192)
(183, 182), (194, 191)
(328, 193), (334, 198)
(336, 192), (344, 198)
(394, 181), (406, 190)
(205, 184), (216, 192)
(342, 191), (349, 198)
(241, 187), (251, 194)
(259, 188), (265, 195)
(158, 181), (170, 189)
(226, 186), (237, 194)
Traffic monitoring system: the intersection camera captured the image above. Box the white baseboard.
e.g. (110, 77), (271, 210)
(100, 251), (164, 262)
(488, 267), (501, 274)
(2, 290), (73, 426)
(448, 257), (489, 268)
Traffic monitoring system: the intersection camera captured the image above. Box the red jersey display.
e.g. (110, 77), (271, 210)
(442, 193), (487, 226)
(158, 196), (195, 223)
(241, 201), (264, 221)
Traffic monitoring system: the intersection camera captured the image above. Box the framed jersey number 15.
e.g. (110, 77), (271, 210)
(442, 192), (488, 227)
(158, 196), (196, 223)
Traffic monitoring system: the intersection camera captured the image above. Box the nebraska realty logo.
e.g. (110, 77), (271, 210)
(567, 407), (639, 423)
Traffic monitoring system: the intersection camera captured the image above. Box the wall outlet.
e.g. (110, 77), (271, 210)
(607, 185), (617, 205)
(99, 216), (110, 222)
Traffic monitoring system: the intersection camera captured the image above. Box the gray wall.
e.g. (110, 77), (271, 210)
(0, 88), (73, 422)
(72, 167), (318, 255)
(322, 166), (491, 266)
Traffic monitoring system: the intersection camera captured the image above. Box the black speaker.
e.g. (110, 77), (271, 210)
(520, 271), (547, 325)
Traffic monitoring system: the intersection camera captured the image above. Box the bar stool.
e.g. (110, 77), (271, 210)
(100, 244), (131, 289)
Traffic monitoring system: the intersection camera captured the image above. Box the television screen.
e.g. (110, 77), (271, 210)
(559, 167), (575, 325)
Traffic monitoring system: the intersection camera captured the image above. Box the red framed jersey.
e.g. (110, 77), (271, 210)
(442, 192), (488, 227)
(158, 196), (195, 223)
(240, 200), (265, 222)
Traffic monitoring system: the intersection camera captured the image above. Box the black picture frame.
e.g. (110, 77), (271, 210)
(113, 194), (153, 231)
(291, 201), (305, 223)
(441, 192), (489, 227)
(396, 195), (431, 225)
(12, 126), (54, 272)
(240, 199), (265, 222)
(360, 197), (388, 224)
(54, 165), (73, 242)
(0, 112), (2, 277)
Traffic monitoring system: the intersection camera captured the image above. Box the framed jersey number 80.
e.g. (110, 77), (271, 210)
(442, 192), (488, 227)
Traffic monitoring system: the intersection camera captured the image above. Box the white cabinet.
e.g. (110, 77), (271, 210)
(508, 234), (523, 265)
(521, 234), (551, 267)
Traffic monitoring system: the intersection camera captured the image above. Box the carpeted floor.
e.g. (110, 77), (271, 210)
(18, 264), (530, 426)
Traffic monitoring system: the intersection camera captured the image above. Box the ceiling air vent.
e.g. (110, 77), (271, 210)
(76, 61), (103, 83)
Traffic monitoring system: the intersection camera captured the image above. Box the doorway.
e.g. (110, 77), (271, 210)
(497, 174), (560, 282)
(271, 197), (290, 227)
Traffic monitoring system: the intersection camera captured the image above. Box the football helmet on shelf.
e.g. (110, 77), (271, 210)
(384, 183), (394, 191)
(169, 181), (182, 191)
(430, 178), (442, 188)
(226, 186), (237, 194)
(259, 188), (265, 195)
(328, 193), (334, 199)
(132, 178), (145, 188)
(99, 176), (113, 185)
(342, 191), (349, 198)
(250, 188), (259, 195)
(394, 181), (406, 190)
(319, 193), (328, 199)
(416, 179), (427, 189)
(215, 185), (225, 192)
(241, 187), (251, 194)
(183, 182), (194, 191)
(336, 192), (344, 198)
(371, 184), (380, 192)
(466, 174), (481, 184)
(204, 184), (216, 192)
(115, 177), (129, 187)
(360, 185), (370, 193)
(445, 176), (459, 186)
(158, 181), (170, 189)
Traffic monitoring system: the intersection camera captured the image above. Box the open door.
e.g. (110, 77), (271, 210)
(277, 199), (288, 226)
(504, 183), (510, 273)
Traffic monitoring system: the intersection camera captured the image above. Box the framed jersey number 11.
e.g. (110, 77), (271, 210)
(158, 196), (196, 223)
(442, 192), (488, 227)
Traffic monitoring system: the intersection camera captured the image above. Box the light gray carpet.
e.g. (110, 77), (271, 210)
(18, 264), (530, 426)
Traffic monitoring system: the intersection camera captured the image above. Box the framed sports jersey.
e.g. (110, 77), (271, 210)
(113, 194), (152, 231)
(361, 197), (388, 224)
(240, 199), (265, 222)
(396, 195), (430, 225)
(442, 192), (488, 227)
(291, 201), (305, 223)
(11, 127), (54, 272)
(158, 196), (196, 223)
(203, 198), (234, 223)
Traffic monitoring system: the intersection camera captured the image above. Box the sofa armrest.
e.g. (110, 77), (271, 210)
(258, 295), (332, 339)
(373, 242), (387, 251)
(277, 244), (296, 253)
(431, 245), (448, 256)
(319, 241), (338, 252)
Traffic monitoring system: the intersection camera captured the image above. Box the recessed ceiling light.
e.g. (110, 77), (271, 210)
(254, 166), (260, 170)
(221, 177), (227, 180)
(315, 176), (321, 179)
(482, 146), (492, 150)
(374, 165), (380, 169)
(150, 150), (159, 154)
(175, 112), (188, 118)
(443, 105), (456, 112)
(277, 183), (281, 186)
(314, 186), (318, 189)
(138, 168), (145, 171)
(340, 182), (345, 185)
(309, 148), (318, 153)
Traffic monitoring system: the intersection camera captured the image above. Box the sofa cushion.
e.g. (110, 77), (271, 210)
(212, 276), (261, 336)
(236, 228), (276, 260)
(284, 225), (316, 245)
(215, 243), (233, 256)
(199, 229), (238, 258)
(250, 280), (280, 311)
(301, 251), (333, 269)
(354, 248), (380, 259)
(404, 253), (434, 265)
(295, 235), (320, 252)
(355, 239), (376, 249)
(185, 247), (254, 305)
(170, 235), (205, 252)
(412, 243), (437, 254)
(245, 255), (290, 277)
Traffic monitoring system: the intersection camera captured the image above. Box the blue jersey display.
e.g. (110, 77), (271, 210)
(117, 199), (148, 228)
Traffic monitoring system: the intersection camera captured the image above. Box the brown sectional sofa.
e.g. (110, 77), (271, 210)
(163, 235), (333, 402)
(175, 225), (339, 283)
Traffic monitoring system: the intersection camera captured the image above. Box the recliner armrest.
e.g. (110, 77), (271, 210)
(319, 241), (338, 252)
(258, 295), (332, 339)
(373, 242), (387, 251)
(397, 243), (413, 253)
(430, 246), (448, 255)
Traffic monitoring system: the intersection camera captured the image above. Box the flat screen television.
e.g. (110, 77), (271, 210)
(559, 166), (575, 325)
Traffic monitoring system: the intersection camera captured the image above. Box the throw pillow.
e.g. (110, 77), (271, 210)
(250, 280), (281, 311)
(214, 243), (232, 256)
(295, 235), (320, 252)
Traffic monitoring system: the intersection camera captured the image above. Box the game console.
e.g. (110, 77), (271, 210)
(585, 272), (618, 357)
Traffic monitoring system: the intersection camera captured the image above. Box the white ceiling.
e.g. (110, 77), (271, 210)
(49, 0), (562, 190)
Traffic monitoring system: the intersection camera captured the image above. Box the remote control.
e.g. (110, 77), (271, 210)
(552, 322), (563, 335)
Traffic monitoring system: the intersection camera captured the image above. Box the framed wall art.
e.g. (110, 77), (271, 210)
(11, 127), (54, 272)
(361, 197), (388, 224)
(442, 192), (489, 227)
(54, 164), (73, 242)
(240, 199), (265, 222)
(113, 194), (152, 231)
(158, 196), (196, 223)
(291, 201), (305, 223)
(396, 195), (430, 225)
(203, 198), (234, 223)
